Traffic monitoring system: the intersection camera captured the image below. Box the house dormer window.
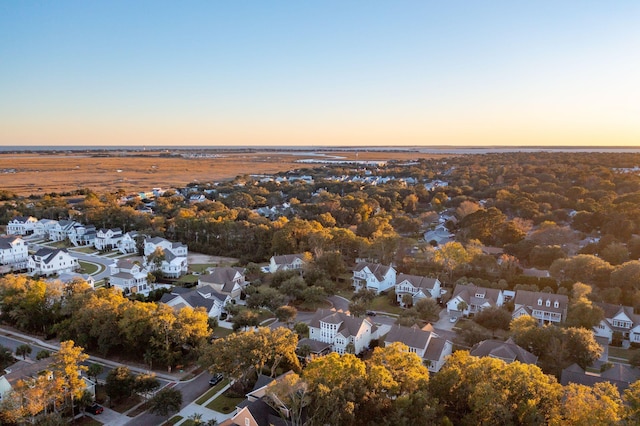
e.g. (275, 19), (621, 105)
(475, 293), (484, 298)
(546, 300), (550, 307)
(538, 298), (542, 306)
(554, 301), (559, 308)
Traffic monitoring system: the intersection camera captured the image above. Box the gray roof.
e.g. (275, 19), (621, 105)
(384, 324), (432, 350)
(470, 338), (538, 364)
(33, 248), (69, 264)
(272, 254), (306, 265)
(514, 290), (568, 314)
(595, 302), (640, 329)
(423, 336), (449, 362)
(0, 235), (21, 249)
(396, 273), (438, 291)
(354, 262), (393, 281)
(161, 286), (227, 311)
(451, 284), (502, 306)
(200, 267), (244, 287)
(561, 363), (640, 392)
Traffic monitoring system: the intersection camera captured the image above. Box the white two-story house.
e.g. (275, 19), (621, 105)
(446, 284), (504, 316)
(395, 273), (441, 307)
(117, 231), (138, 254)
(593, 302), (640, 344)
(198, 267), (247, 301)
(307, 309), (378, 355)
(144, 237), (188, 278)
(268, 253), (308, 273)
(94, 228), (124, 251)
(48, 220), (78, 242)
(68, 224), (97, 247)
(384, 324), (453, 373)
(352, 262), (396, 294)
(0, 235), (29, 271)
(6, 216), (38, 236)
(512, 290), (568, 325)
(109, 259), (150, 295)
(28, 248), (79, 276)
(33, 219), (58, 238)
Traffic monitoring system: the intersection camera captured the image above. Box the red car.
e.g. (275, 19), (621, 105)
(87, 404), (104, 415)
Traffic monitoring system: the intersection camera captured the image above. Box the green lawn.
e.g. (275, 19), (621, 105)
(177, 274), (200, 285)
(195, 379), (229, 405)
(608, 346), (640, 362)
(78, 261), (100, 275)
(205, 390), (245, 414)
(167, 415), (183, 425)
(369, 295), (404, 315)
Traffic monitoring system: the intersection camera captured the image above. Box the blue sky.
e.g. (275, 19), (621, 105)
(1, 1), (639, 146)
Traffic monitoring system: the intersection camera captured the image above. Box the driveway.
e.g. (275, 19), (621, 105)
(434, 308), (459, 331)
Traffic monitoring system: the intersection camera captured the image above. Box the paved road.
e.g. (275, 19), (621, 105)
(69, 251), (115, 281)
(125, 371), (210, 426)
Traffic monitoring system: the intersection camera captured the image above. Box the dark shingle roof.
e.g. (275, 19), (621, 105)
(470, 338), (538, 364)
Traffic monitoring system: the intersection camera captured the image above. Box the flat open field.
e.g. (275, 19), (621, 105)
(0, 149), (440, 196)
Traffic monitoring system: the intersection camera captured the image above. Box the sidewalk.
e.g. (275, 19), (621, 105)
(173, 383), (235, 425)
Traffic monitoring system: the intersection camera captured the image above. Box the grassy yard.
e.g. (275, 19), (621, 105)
(167, 415), (183, 425)
(109, 395), (142, 413)
(195, 379), (229, 405)
(78, 260), (100, 275)
(177, 274), (200, 285)
(72, 246), (98, 254)
(369, 295), (404, 315)
(205, 390), (245, 414)
(608, 346), (640, 362)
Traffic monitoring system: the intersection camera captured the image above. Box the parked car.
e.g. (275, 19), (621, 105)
(209, 373), (224, 386)
(449, 317), (458, 323)
(87, 404), (104, 415)
(366, 311), (376, 316)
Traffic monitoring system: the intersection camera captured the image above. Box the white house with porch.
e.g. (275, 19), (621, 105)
(268, 253), (309, 273)
(109, 259), (150, 295)
(593, 302), (640, 344)
(143, 237), (188, 278)
(33, 219), (58, 238)
(0, 235), (29, 271)
(47, 220), (78, 242)
(308, 309), (378, 355)
(6, 216), (38, 236)
(352, 262), (396, 294)
(395, 273), (441, 307)
(94, 228), (124, 251)
(446, 284), (504, 316)
(28, 248), (79, 276)
(117, 231), (138, 254)
(512, 290), (568, 325)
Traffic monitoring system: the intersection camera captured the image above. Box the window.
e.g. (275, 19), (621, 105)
(245, 418), (250, 426)
(538, 299), (542, 306)
(554, 301), (559, 308)
(546, 300), (550, 307)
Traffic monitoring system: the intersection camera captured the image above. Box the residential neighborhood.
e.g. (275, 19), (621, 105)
(2, 150), (640, 424)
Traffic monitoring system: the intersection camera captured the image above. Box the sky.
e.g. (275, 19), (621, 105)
(0, 1), (639, 147)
